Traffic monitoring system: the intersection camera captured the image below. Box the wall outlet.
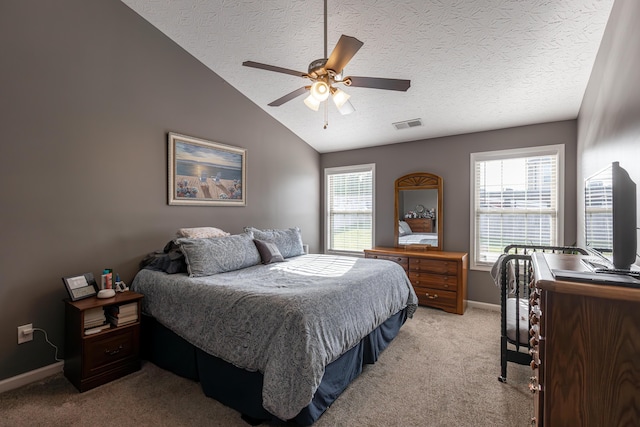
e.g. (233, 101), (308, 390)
(18, 324), (33, 344)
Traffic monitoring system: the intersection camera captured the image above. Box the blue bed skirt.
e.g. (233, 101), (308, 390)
(141, 308), (408, 425)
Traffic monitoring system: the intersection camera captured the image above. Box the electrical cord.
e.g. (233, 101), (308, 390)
(32, 328), (62, 362)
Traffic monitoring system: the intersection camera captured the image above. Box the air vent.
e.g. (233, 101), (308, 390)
(392, 118), (423, 130)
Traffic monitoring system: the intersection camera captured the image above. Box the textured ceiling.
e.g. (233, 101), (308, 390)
(121, 0), (614, 153)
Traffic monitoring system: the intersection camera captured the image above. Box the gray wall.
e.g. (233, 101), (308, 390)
(321, 120), (578, 305)
(577, 0), (640, 266)
(0, 0), (320, 380)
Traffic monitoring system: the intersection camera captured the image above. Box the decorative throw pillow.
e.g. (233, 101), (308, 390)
(176, 232), (261, 277)
(253, 239), (285, 264)
(244, 227), (304, 258)
(176, 227), (230, 239)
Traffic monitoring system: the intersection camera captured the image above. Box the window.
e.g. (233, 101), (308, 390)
(470, 145), (564, 270)
(325, 164), (375, 255)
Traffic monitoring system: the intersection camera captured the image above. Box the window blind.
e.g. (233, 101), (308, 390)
(585, 166), (613, 252)
(325, 165), (374, 253)
(471, 146), (563, 268)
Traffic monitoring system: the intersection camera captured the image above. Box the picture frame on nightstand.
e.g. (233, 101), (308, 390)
(62, 273), (98, 301)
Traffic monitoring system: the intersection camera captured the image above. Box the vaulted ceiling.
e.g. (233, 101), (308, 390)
(122, 0), (614, 153)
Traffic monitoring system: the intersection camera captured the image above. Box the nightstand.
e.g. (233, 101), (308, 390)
(64, 291), (143, 392)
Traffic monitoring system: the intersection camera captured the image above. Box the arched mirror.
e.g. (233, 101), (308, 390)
(395, 172), (443, 250)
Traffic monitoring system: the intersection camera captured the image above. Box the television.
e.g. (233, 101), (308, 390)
(585, 161), (637, 270)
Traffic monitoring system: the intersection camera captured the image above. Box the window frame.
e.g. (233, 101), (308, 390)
(469, 144), (565, 271)
(324, 163), (376, 256)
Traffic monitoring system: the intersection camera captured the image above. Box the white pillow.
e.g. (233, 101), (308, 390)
(176, 227), (230, 239)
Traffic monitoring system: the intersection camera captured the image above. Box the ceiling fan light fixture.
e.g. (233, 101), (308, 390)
(304, 94), (321, 111)
(310, 81), (330, 101)
(331, 87), (351, 109)
(337, 99), (355, 115)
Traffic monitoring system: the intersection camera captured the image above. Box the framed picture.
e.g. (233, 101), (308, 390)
(62, 273), (98, 301)
(168, 133), (247, 206)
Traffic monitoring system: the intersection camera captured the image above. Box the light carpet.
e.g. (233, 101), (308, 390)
(0, 307), (531, 426)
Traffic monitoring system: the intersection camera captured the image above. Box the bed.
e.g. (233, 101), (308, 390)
(398, 232), (438, 246)
(398, 220), (438, 246)
(131, 228), (418, 425)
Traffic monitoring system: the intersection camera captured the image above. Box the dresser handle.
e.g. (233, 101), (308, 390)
(105, 344), (124, 356)
(425, 292), (438, 299)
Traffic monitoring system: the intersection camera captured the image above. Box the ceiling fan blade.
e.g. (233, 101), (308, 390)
(346, 76), (411, 92)
(325, 35), (364, 73)
(242, 61), (306, 78)
(268, 87), (309, 106)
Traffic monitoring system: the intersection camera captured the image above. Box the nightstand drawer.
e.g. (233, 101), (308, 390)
(83, 326), (137, 377)
(409, 272), (457, 291)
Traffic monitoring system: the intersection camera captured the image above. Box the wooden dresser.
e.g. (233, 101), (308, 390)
(530, 253), (640, 426)
(364, 247), (467, 315)
(403, 218), (434, 233)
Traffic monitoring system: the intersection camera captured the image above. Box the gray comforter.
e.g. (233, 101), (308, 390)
(131, 254), (417, 420)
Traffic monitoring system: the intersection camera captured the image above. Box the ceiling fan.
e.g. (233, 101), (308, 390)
(242, 0), (411, 125)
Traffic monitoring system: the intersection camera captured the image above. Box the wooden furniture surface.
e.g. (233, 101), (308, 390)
(364, 247), (467, 314)
(530, 253), (640, 426)
(404, 217), (434, 233)
(64, 291), (143, 392)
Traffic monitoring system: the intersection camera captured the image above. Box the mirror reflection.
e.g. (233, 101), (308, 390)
(398, 189), (438, 246)
(394, 172), (443, 250)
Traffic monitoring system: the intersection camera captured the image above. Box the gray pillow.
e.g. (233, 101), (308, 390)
(399, 221), (412, 236)
(253, 239), (285, 264)
(244, 227), (304, 258)
(176, 233), (261, 277)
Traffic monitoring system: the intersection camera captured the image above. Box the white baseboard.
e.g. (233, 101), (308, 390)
(0, 361), (64, 394)
(468, 300), (500, 312)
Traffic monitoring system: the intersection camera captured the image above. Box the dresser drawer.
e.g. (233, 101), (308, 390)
(364, 248), (467, 315)
(409, 258), (457, 275)
(365, 253), (409, 271)
(413, 285), (457, 310)
(83, 326), (138, 377)
(409, 271), (457, 291)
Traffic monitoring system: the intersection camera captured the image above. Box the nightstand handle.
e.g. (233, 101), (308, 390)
(105, 344), (124, 356)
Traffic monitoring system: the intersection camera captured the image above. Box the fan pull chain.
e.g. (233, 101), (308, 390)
(323, 99), (329, 129)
